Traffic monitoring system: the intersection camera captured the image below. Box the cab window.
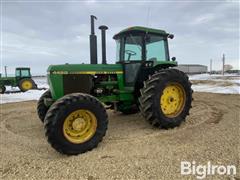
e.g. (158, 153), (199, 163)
(21, 70), (30, 77)
(146, 35), (168, 61)
(116, 39), (121, 62)
(15, 70), (21, 77)
(124, 35), (142, 61)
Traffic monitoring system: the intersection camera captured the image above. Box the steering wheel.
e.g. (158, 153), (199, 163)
(124, 50), (136, 61)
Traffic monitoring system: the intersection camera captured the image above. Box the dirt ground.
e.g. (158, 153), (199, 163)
(0, 92), (239, 180)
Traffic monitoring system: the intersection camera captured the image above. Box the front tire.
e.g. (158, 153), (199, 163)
(37, 90), (52, 123)
(139, 69), (193, 129)
(44, 93), (108, 155)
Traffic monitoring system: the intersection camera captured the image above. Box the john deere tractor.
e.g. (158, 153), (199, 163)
(0, 67), (37, 94)
(37, 16), (193, 155)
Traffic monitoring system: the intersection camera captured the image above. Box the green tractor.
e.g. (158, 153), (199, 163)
(38, 16), (193, 155)
(0, 67), (37, 94)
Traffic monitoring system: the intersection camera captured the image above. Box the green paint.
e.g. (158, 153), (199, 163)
(113, 26), (168, 39)
(0, 77), (17, 87)
(48, 74), (64, 100)
(154, 61), (177, 66)
(48, 64), (123, 72)
(47, 60), (175, 102)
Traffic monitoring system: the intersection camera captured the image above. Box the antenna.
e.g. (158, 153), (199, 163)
(146, 5), (151, 27)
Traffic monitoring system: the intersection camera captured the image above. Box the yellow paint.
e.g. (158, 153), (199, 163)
(160, 83), (186, 118)
(21, 80), (33, 90)
(52, 71), (123, 75)
(52, 71), (68, 75)
(63, 109), (97, 144)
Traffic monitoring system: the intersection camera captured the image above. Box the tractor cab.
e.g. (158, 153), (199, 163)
(113, 26), (176, 87)
(15, 67), (32, 80)
(113, 26), (171, 62)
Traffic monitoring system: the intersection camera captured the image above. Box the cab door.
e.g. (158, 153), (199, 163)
(121, 34), (145, 87)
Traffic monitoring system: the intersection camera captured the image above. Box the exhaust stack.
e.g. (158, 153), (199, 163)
(89, 15), (97, 64)
(99, 25), (108, 64)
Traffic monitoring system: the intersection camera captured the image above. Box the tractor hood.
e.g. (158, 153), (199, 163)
(47, 64), (123, 75)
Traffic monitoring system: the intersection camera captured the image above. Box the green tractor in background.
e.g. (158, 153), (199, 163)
(37, 16), (193, 155)
(0, 67), (37, 94)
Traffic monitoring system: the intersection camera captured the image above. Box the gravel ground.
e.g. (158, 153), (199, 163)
(0, 92), (239, 180)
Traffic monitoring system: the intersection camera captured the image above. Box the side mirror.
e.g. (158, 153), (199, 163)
(168, 34), (174, 39)
(171, 57), (176, 61)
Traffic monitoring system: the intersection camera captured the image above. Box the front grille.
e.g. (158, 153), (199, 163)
(63, 74), (93, 95)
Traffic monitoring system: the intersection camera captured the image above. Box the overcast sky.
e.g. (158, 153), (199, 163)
(2, 0), (239, 75)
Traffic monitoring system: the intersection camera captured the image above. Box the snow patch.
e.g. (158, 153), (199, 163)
(0, 89), (47, 104)
(189, 73), (240, 94)
(0, 77), (48, 104)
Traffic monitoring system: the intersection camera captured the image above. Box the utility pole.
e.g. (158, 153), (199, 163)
(210, 59), (212, 75)
(4, 66), (7, 77)
(222, 54), (225, 76)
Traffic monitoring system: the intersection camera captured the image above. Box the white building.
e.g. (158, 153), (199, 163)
(175, 64), (208, 74)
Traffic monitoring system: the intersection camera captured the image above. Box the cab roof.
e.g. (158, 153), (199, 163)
(16, 67), (30, 70)
(113, 26), (168, 39)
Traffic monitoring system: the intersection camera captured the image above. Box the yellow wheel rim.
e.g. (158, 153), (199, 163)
(63, 109), (97, 144)
(22, 80), (33, 90)
(160, 83), (186, 118)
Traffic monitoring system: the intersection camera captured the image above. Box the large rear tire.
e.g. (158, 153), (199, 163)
(18, 78), (36, 92)
(44, 93), (108, 155)
(37, 90), (52, 123)
(139, 69), (193, 129)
